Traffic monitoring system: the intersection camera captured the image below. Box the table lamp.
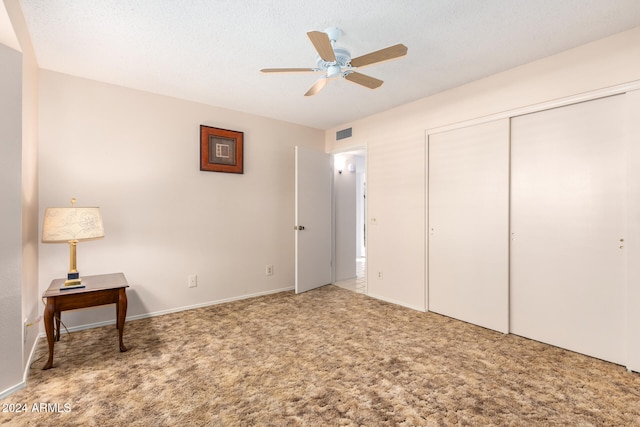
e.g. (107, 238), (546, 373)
(42, 198), (105, 289)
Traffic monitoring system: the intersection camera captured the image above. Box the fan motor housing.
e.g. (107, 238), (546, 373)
(316, 47), (352, 72)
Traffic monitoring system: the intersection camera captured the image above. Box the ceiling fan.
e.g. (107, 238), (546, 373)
(260, 27), (408, 96)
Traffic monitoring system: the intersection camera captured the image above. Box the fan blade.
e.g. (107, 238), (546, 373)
(304, 78), (328, 97)
(344, 72), (383, 89)
(261, 68), (317, 73)
(307, 31), (336, 63)
(350, 44), (408, 68)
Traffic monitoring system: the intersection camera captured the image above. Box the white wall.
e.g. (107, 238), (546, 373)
(325, 27), (640, 311)
(38, 71), (324, 328)
(0, 0), (39, 398)
(9, 0), (40, 371)
(0, 41), (24, 397)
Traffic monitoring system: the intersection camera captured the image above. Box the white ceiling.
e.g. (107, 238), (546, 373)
(18, 0), (640, 130)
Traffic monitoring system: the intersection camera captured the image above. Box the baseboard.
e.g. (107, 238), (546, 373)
(0, 380), (25, 401)
(0, 333), (43, 400)
(126, 286), (295, 323)
(23, 334), (41, 380)
(38, 285), (295, 338)
(367, 292), (425, 312)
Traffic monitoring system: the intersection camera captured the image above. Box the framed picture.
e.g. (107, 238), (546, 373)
(200, 125), (244, 174)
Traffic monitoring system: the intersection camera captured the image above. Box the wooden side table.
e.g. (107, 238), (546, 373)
(42, 272), (129, 370)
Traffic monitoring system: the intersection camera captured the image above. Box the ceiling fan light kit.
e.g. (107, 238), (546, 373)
(260, 27), (407, 96)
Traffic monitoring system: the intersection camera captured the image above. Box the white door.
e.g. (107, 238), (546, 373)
(295, 146), (332, 293)
(510, 95), (626, 364)
(428, 119), (510, 333)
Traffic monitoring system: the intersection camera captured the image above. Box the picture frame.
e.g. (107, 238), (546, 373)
(200, 125), (244, 174)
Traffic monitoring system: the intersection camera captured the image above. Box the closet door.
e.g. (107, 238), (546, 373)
(428, 119), (509, 333)
(510, 95), (626, 364)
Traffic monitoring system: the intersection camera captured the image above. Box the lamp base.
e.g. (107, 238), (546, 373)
(61, 278), (85, 290)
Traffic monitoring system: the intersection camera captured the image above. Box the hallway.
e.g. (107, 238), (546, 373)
(334, 257), (366, 294)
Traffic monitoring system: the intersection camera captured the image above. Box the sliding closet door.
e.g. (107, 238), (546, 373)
(428, 119), (509, 333)
(510, 95), (626, 364)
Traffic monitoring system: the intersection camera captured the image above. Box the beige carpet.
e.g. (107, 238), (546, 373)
(2, 285), (639, 426)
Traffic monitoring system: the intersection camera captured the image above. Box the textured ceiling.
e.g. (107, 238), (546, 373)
(18, 0), (640, 130)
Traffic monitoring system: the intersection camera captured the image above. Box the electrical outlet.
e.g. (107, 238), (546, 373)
(266, 265), (274, 276)
(188, 274), (197, 288)
(377, 271), (383, 280)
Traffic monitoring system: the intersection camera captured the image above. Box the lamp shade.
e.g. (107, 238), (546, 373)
(42, 207), (105, 242)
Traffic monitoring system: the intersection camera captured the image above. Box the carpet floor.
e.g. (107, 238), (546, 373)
(2, 285), (639, 426)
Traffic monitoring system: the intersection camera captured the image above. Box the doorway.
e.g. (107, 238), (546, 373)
(333, 149), (367, 294)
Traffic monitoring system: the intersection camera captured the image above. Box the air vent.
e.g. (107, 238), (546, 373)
(336, 127), (352, 140)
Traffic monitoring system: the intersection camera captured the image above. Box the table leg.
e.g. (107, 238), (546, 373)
(116, 297), (120, 330)
(117, 288), (128, 352)
(43, 297), (56, 370)
(54, 310), (61, 341)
